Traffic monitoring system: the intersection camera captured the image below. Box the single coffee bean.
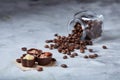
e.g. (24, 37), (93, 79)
(16, 59), (21, 63)
(44, 45), (49, 48)
(54, 33), (58, 37)
(88, 49), (93, 52)
(102, 45), (107, 49)
(84, 55), (89, 59)
(63, 55), (68, 59)
(70, 54), (75, 58)
(37, 67), (43, 71)
(21, 47), (27, 51)
(61, 64), (68, 68)
(80, 48), (85, 53)
(89, 54), (95, 59)
(94, 54), (98, 57)
(72, 53), (78, 56)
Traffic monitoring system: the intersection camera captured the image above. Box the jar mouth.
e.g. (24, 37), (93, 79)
(68, 10), (103, 40)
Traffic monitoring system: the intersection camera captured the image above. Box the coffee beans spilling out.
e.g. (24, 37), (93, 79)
(45, 23), (93, 56)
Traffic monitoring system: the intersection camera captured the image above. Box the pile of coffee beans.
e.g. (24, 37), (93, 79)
(45, 23), (93, 56)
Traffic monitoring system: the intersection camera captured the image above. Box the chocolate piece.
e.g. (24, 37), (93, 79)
(102, 45), (107, 49)
(52, 58), (56, 62)
(21, 47), (27, 51)
(61, 64), (68, 68)
(16, 59), (21, 63)
(37, 67), (43, 71)
(37, 57), (52, 65)
(21, 54), (35, 67)
(27, 48), (42, 55)
(63, 55), (68, 59)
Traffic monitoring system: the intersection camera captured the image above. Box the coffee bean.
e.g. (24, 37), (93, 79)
(44, 45), (49, 48)
(54, 33), (58, 37)
(84, 55), (89, 59)
(80, 48), (85, 53)
(70, 54), (75, 58)
(63, 55), (68, 59)
(21, 47), (27, 51)
(88, 49), (93, 52)
(102, 45), (107, 49)
(94, 54), (98, 57)
(72, 53), (78, 56)
(16, 59), (21, 63)
(61, 64), (68, 68)
(89, 54), (95, 59)
(37, 67), (43, 71)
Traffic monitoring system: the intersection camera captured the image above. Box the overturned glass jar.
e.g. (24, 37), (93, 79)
(69, 10), (103, 40)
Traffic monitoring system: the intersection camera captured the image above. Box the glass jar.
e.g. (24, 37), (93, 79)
(69, 10), (104, 40)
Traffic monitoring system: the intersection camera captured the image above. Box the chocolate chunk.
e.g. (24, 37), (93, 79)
(61, 64), (68, 68)
(16, 59), (21, 63)
(102, 45), (107, 49)
(37, 67), (43, 71)
(63, 55), (68, 59)
(21, 47), (27, 51)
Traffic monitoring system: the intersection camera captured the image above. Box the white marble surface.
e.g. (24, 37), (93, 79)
(0, 0), (120, 80)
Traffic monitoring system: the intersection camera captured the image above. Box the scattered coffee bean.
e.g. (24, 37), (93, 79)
(94, 54), (98, 57)
(16, 59), (21, 63)
(63, 55), (68, 59)
(84, 55), (89, 59)
(89, 54), (95, 59)
(37, 67), (43, 71)
(70, 54), (75, 58)
(52, 58), (56, 62)
(44, 45), (49, 48)
(54, 33), (58, 37)
(102, 45), (107, 49)
(61, 64), (68, 68)
(88, 49), (93, 52)
(80, 48), (85, 53)
(21, 47), (27, 51)
(72, 53), (78, 56)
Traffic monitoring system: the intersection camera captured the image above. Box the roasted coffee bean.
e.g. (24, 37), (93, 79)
(80, 48), (85, 53)
(94, 54), (98, 57)
(63, 55), (68, 59)
(45, 40), (53, 43)
(16, 59), (21, 63)
(54, 33), (58, 37)
(21, 47), (27, 51)
(102, 45), (107, 49)
(52, 58), (56, 62)
(84, 55), (89, 59)
(88, 49), (93, 52)
(89, 54), (95, 59)
(44, 45), (49, 48)
(70, 54), (75, 58)
(67, 52), (71, 55)
(72, 53), (78, 56)
(61, 64), (68, 68)
(37, 67), (43, 71)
